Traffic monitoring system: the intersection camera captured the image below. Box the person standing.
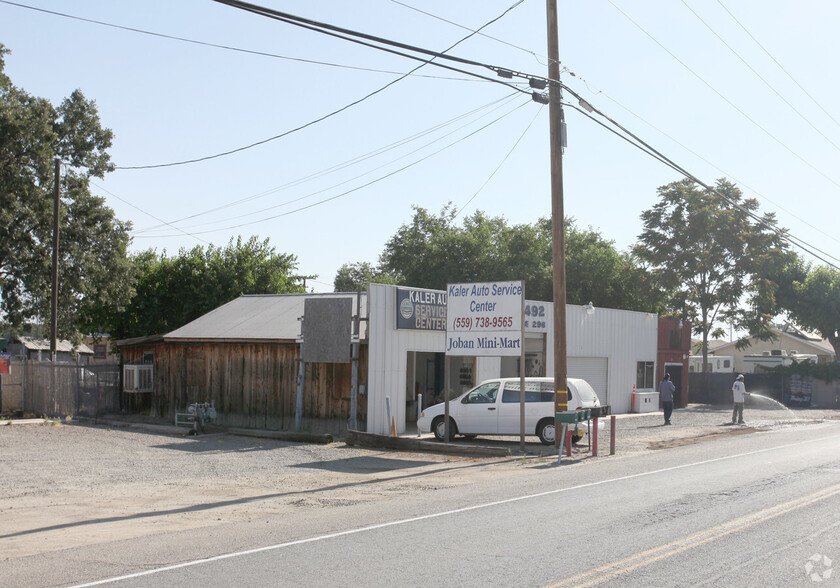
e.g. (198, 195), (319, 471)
(732, 374), (750, 424)
(659, 373), (676, 425)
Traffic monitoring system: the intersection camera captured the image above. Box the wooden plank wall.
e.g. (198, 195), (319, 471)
(121, 342), (368, 434)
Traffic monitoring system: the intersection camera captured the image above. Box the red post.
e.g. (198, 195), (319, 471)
(610, 415), (616, 455)
(565, 427), (573, 457)
(592, 417), (599, 456)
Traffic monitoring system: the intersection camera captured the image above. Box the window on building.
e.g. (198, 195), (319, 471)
(636, 361), (655, 389)
(669, 329), (682, 350)
(94, 344), (106, 359)
(124, 365), (154, 393)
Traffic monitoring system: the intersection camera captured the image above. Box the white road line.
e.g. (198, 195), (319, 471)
(71, 431), (839, 587)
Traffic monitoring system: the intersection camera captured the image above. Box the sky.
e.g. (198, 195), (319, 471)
(3, 0), (840, 294)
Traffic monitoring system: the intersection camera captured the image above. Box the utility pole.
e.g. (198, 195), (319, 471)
(50, 157), (61, 363)
(545, 0), (569, 452)
(349, 286), (361, 431)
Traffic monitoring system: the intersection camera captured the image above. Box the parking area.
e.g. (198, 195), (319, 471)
(2, 404), (837, 561)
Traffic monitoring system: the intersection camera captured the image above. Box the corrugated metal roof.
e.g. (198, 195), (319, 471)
(15, 336), (94, 354)
(164, 293), (368, 342)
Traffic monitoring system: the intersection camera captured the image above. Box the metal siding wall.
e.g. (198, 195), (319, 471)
(564, 304), (657, 414)
(367, 284), (445, 435)
(567, 357), (609, 400)
(366, 289), (658, 430)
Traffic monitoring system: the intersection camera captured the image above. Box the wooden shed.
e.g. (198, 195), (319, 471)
(117, 294), (367, 435)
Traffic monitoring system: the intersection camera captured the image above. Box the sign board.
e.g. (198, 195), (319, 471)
(524, 301), (549, 332)
(395, 287), (447, 331)
(0, 352), (10, 375)
(445, 281), (523, 356)
(302, 298), (352, 363)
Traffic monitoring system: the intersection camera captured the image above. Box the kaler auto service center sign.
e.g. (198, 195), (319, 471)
(446, 281), (523, 356)
(396, 287), (447, 331)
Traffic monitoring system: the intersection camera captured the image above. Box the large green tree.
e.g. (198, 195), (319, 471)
(0, 45), (133, 343)
(333, 262), (396, 292)
(368, 204), (667, 311)
(775, 264), (840, 358)
(635, 178), (794, 370)
(108, 236), (305, 339)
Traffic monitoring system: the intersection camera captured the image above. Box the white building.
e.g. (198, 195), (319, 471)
(365, 283), (658, 435)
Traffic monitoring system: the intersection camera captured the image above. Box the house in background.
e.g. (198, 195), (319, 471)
(5, 336), (94, 363)
(84, 335), (119, 365)
(706, 324), (835, 374)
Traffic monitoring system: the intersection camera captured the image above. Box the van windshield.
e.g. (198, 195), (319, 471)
(462, 382), (500, 404)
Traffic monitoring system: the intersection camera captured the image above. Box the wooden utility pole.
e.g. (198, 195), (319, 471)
(349, 286), (361, 431)
(545, 0), (568, 450)
(50, 158), (60, 363)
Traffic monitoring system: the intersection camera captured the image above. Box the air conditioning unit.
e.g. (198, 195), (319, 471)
(770, 349), (783, 356)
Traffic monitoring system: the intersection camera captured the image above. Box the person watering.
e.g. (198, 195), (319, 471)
(660, 373), (676, 425)
(732, 374), (750, 424)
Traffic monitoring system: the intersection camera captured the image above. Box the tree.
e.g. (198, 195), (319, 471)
(776, 265), (840, 358)
(333, 262), (396, 292)
(374, 204), (668, 311)
(107, 236), (305, 339)
(634, 178), (793, 371)
(0, 45), (133, 343)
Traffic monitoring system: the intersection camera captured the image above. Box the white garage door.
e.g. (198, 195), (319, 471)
(568, 357), (608, 404)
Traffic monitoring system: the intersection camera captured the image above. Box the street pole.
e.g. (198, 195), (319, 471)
(51, 157), (60, 363)
(545, 0), (569, 455)
(349, 286), (361, 431)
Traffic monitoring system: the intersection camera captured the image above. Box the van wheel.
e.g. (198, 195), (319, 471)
(432, 417), (457, 442)
(537, 419), (555, 445)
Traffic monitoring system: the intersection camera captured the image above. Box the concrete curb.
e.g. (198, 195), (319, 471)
(74, 417), (334, 444)
(226, 427), (333, 444)
(0, 418), (49, 426)
(345, 429), (511, 457)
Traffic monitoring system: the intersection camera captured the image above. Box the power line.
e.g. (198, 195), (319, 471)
(716, 0), (840, 133)
(389, 0), (550, 67)
(212, 0), (521, 77)
(572, 82), (840, 253)
(455, 104), (544, 217)
(607, 0), (840, 193)
(137, 99), (532, 237)
(560, 84), (840, 269)
(90, 181), (211, 245)
(0, 0), (497, 83)
(117, 0), (530, 170)
(136, 93), (523, 233)
(681, 0), (840, 154)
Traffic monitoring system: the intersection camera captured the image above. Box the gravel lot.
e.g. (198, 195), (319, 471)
(2, 402), (837, 561)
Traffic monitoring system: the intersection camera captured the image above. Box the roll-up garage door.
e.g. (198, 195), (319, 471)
(568, 357), (608, 404)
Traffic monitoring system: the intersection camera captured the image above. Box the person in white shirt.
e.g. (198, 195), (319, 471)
(732, 374), (750, 424)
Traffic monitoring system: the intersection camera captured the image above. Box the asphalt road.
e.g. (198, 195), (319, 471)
(37, 418), (839, 587)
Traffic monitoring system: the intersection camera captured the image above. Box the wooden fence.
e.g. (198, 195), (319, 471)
(0, 359), (120, 418)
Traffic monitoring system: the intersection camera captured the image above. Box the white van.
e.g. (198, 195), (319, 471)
(417, 377), (602, 445)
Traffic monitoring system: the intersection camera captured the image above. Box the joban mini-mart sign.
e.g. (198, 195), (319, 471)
(445, 281), (523, 356)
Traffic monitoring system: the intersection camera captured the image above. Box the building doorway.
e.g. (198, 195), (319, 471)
(665, 363), (685, 408)
(405, 352), (475, 424)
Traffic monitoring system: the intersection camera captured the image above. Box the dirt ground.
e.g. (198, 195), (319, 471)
(2, 404), (838, 561)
